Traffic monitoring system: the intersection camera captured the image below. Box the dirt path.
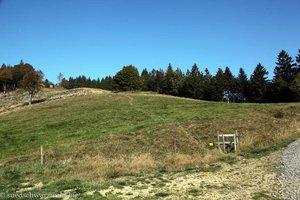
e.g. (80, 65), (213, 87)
(99, 152), (282, 199)
(122, 94), (134, 106)
(280, 139), (300, 200)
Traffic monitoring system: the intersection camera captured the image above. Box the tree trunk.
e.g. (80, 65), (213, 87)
(2, 83), (6, 94)
(29, 93), (32, 105)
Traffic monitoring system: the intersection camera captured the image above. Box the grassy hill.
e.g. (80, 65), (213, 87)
(0, 88), (299, 199)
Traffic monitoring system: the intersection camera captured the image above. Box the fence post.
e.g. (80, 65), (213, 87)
(222, 134), (226, 153)
(217, 131), (220, 150)
(233, 132), (237, 152)
(41, 145), (43, 165)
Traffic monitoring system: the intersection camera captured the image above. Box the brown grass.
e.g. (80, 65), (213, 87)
(129, 154), (156, 172)
(69, 153), (157, 181)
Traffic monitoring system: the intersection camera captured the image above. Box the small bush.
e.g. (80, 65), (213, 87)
(187, 188), (201, 196)
(219, 156), (237, 165)
(273, 111), (284, 118)
(155, 192), (170, 197)
(3, 166), (21, 180)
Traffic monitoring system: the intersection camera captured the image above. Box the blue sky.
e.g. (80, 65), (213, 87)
(1, 0), (300, 83)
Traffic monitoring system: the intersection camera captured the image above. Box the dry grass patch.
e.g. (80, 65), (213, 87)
(71, 153), (157, 181)
(164, 150), (221, 169)
(165, 153), (198, 168)
(129, 154), (156, 172)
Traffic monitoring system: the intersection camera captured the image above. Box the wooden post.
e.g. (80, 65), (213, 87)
(41, 145), (43, 165)
(233, 132), (237, 152)
(222, 134), (226, 153)
(236, 130), (239, 150)
(217, 131), (220, 150)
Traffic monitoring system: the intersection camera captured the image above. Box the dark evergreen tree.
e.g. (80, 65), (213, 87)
(202, 68), (214, 100)
(163, 63), (178, 95)
(100, 76), (113, 90)
(181, 64), (203, 99)
(141, 68), (151, 91)
(291, 73), (300, 101)
(213, 68), (225, 101)
(249, 63), (269, 102)
(174, 68), (185, 96)
(237, 67), (249, 101)
(274, 50), (297, 83)
(155, 69), (165, 93)
(271, 50), (298, 102)
(61, 78), (70, 89)
(296, 49), (300, 73)
(223, 67), (237, 102)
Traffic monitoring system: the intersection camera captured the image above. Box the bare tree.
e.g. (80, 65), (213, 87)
(57, 72), (64, 86)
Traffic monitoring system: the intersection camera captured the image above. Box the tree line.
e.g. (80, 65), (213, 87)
(0, 60), (44, 105)
(1, 49), (299, 103)
(61, 49), (300, 103)
(61, 75), (113, 90)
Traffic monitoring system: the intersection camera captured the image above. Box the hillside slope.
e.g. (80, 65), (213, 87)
(0, 88), (299, 199)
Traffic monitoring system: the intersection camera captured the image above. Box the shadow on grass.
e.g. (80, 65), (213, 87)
(242, 138), (296, 159)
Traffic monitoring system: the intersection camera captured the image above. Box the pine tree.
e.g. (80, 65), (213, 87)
(202, 68), (214, 100)
(291, 49), (300, 100)
(141, 68), (149, 90)
(274, 50), (297, 83)
(182, 64), (203, 99)
(237, 67), (249, 101)
(249, 63), (269, 102)
(100, 76), (113, 90)
(223, 67), (236, 102)
(291, 73), (300, 101)
(214, 68), (225, 101)
(175, 68), (185, 96)
(164, 63), (177, 95)
(296, 49), (300, 73)
(271, 50), (299, 102)
(155, 69), (165, 93)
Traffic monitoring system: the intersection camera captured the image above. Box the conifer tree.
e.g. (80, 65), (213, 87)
(296, 49), (300, 73)
(202, 68), (214, 100)
(182, 64), (203, 99)
(249, 63), (269, 102)
(164, 64), (177, 95)
(223, 67), (236, 102)
(237, 67), (249, 100)
(141, 68), (151, 91)
(274, 50), (297, 83)
(214, 68), (225, 101)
